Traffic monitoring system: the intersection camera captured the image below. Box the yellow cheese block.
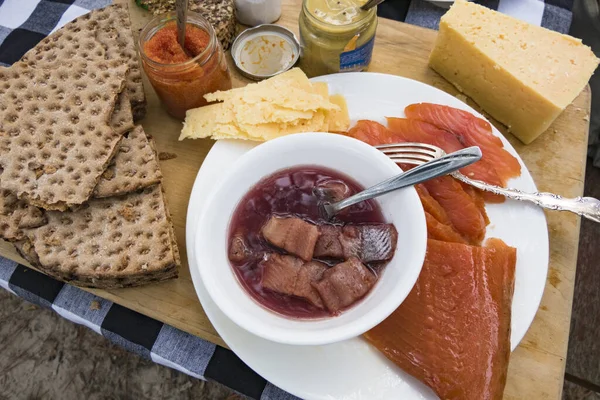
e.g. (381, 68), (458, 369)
(429, 0), (599, 144)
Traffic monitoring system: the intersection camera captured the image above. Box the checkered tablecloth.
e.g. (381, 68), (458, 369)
(0, 1), (574, 399)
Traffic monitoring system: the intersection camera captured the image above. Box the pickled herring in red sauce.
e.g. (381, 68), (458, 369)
(228, 166), (398, 319)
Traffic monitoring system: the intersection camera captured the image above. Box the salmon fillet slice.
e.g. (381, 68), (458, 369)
(404, 103), (521, 184)
(346, 119), (398, 146)
(415, 184), (452, 226)
(346, 120), (489, 243)
(461, 182), (491, 225)
(423, 176), (488, 245)
(364, 238), (516, 400)
(386, 117), (505, 203)
(425, 212), (467, 243)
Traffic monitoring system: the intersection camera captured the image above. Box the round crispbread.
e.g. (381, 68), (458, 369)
(22, 184), (180, 289)
(21, 5), (146, 121)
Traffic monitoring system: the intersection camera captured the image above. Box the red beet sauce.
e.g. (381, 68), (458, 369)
(228, 165), (386, 319)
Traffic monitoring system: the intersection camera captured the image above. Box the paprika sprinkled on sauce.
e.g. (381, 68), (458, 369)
(138, 13), (232, 120)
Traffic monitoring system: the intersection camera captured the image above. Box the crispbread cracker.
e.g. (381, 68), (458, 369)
(0, 60), (128, 211)
(23, 184), (179, 289)
(21, 5), (146, 120)
(159, 185), (181, 266)
(110, 91), (135, 135)
(14, 239), (40, 266)
(93, 126), (162, 198)
(0, 189), (47, 242)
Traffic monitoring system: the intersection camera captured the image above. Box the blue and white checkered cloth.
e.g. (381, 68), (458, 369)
(0, 0), (574, 399)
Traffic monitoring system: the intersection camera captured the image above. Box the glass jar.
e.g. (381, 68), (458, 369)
(299, 0), (378, 78)
(138, 11), (232, 120)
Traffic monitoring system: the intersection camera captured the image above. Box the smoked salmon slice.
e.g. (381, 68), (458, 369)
(461, 182), (491, 225)
(346, 120), (398, 146)
(425, 212), (467, 244)
(346, 120), (489, 244)
(415, 184), (452, 226)
(364, 238), (516, 400)
(386, 117), (505, 203)
(423, 176), (488, 245)
(404, 103), (521, 184)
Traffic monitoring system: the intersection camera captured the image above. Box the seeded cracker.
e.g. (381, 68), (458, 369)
(21, 5), (146, 121)
(0, 95), (140, 241)
(0, 60), (129, 211)
(21, 185), (179, 289)
(0, 189), (46, 242)
(93, 126), (163, 198)
(110, 91), (135, 136)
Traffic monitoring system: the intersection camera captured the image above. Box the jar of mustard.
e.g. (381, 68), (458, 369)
(298, 0), (377, 78)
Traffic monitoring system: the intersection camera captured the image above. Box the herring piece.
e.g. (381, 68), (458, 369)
(314, 224), (398, 263)
(261, 254), (327, 308)
(313, 257), (377, 314)
(262, 216), (319, 261)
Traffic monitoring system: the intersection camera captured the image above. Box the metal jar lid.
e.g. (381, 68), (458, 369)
(231, 24), (301, 80)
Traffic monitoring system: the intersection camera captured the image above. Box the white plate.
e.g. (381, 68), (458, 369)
(186, 73), (549, 399)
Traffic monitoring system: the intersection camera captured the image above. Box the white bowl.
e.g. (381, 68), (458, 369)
(195, 133), (427, 345)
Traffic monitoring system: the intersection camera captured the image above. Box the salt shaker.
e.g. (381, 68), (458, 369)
(234, 0), (282, 26)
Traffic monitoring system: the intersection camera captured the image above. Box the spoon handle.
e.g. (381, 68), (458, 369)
(176, 0), (188, 48)
(361, 0), (386, 10)
(326, 146), (482, 216)
(451, 172), (600, 223)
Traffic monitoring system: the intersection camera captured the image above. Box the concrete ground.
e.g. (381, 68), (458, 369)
(0, 289), (236, 400)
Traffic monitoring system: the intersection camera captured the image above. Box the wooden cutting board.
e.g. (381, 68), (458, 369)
(0, 1), (590, 398)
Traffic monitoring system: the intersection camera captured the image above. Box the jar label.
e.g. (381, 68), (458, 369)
(339, 35), (375, 72)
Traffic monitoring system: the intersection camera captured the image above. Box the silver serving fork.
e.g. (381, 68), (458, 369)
(319, 146), (482, 219)
(376, 142), (600, 223)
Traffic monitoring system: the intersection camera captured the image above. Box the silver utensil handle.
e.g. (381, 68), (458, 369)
(176, 0), (188, 48)
(361, 0), (386, 10)
(331, 146), (482, 213)
(452, 172), (600, 223)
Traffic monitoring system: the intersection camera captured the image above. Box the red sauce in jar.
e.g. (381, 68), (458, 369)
(140, 19), (232, 119)
(228, 166), (386, 319)
(144, 24), (210, 64)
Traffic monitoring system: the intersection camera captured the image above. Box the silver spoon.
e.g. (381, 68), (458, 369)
(361, 0), (386, 11)
(176, 0), (188, 50)
(378, 142), (600, 223)
(320, 146), (482, 219)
